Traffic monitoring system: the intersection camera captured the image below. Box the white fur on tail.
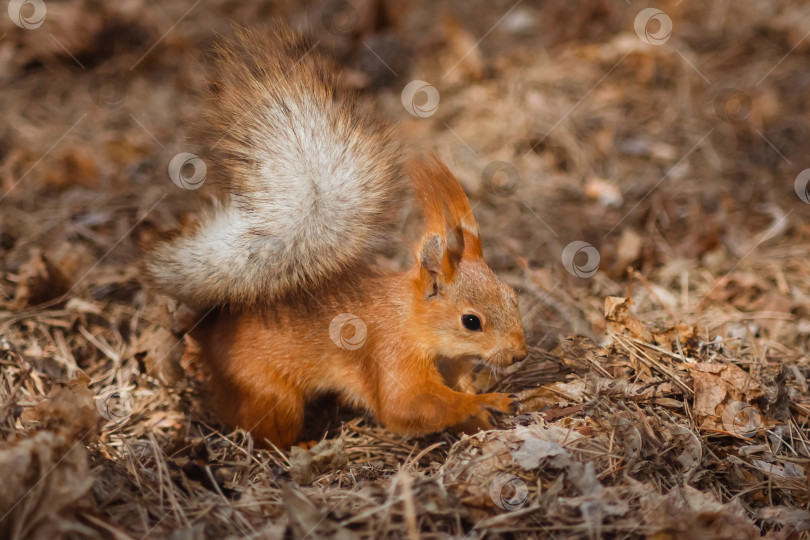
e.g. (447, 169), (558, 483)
(146, 27), (404, 307)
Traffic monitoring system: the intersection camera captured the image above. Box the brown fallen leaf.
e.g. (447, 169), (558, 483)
(0, 432), (94, 540)
(33, 372), (102, 442)
(688, 362), (767, 435)
(690, 362), (765, 402)
(12, 244), (92, 309)
(690, 369), (729, 419)
(441, 14), (484, 82)
(289, 439), (348, 485)
(641, 485), (760, 540)
(127, 325), (184, 385)
(615, 227), (643, 272)
(282, 483), (358, 540)
(585, 177), (623, 207)
(41, 148), (99, 191)
(606, 296), (698, 351)
(755, 506), (810, 530)
(605, 296), (652, 342)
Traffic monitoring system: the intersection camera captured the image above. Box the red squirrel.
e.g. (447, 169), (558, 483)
(146, 27), (527, 448)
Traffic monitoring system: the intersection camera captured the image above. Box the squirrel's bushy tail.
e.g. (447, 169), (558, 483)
(146, 27), (405, 307)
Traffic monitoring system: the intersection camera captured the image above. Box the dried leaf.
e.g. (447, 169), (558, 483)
(511, 437), (567, 470)
(128, 325), (184, 385)
(289, 439), (348, 485)
(283, 484), (358, 540)
(0, 432), (94, 540)
(605, 296), (652, 342)
(34, 373), (101, 441)
(755, 506), (810, 530)
(585, 177), (623, 207)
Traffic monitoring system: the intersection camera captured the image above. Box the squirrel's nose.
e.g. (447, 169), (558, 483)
(512, 350), (528, 363)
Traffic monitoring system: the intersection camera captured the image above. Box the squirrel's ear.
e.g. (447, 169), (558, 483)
(419, 233), (446, 275)
(417, 233), (454, 295)
(431, 159), (483, 260)
(409, 155), (482, 261)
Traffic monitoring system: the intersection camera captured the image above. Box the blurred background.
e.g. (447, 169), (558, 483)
(1, 0), (808, 350)
(1, 0), (809, 537)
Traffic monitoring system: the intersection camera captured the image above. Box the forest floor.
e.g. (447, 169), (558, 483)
(1, 0), (810, 538)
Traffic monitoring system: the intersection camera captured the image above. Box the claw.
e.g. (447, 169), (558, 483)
(507, 394), (522, 415)
(479, 392), (520, 415)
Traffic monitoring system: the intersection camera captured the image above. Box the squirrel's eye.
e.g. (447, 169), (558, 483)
(462, 314), (482, 332)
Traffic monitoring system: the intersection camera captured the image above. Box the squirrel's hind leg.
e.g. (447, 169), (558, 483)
(217, 377), (305, 448)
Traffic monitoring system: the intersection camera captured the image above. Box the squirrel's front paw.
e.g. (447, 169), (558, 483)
(479, 392), (521, 415)
(453, 410), (496, 434)
(455, 393), (521, 434)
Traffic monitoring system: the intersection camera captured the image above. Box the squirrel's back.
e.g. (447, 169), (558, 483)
(146, 27), (405, 307)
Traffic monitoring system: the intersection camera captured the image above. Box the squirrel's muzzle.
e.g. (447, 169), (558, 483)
(512, 350), (528, 363)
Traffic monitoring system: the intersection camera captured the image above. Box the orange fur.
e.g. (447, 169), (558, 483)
(150, 26), (527, 448)
(410, 155), (483, 258)
(194, 158), (527, 447)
